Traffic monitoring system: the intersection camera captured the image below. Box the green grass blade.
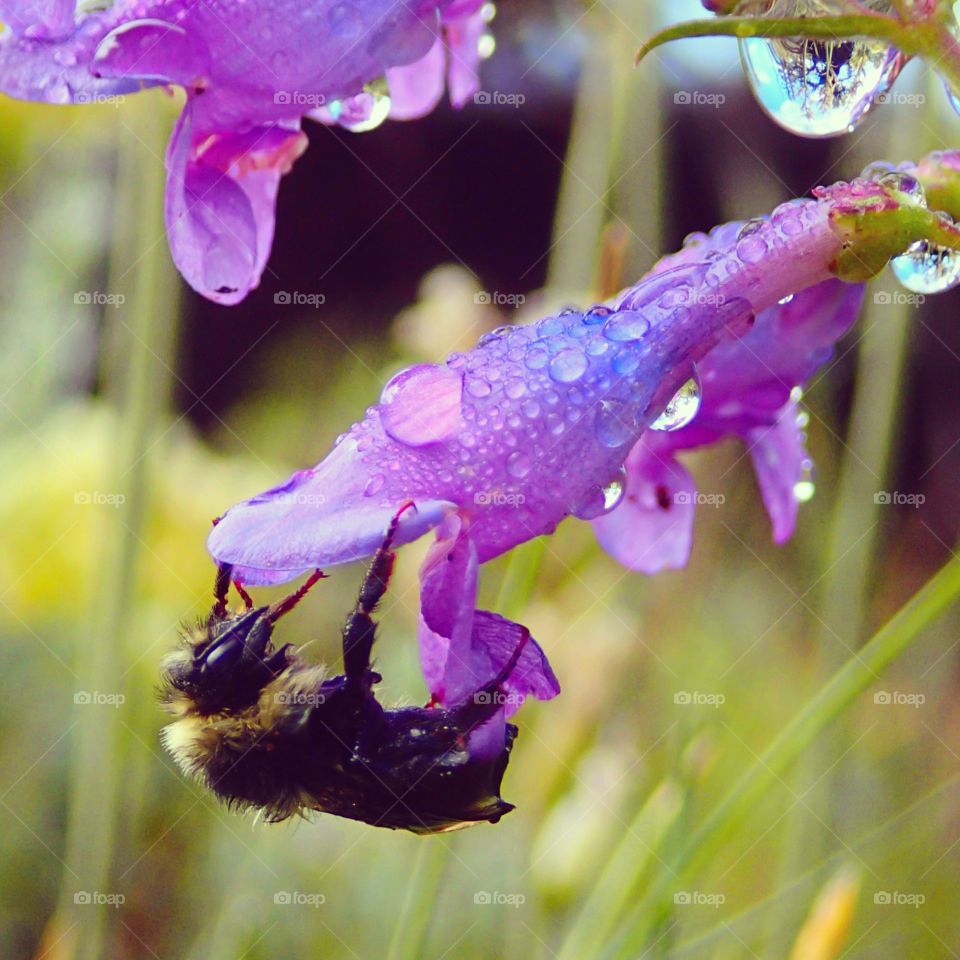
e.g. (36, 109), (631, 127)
(609, 550), (960, 956)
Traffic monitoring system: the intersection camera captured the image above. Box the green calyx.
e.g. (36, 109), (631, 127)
(829, 178), (960, 282)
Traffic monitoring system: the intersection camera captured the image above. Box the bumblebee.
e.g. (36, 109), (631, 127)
(160, 512), (525, 833)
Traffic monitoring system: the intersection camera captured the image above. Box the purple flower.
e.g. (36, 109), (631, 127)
(207, 162), (959, 711)
(0, 0), (488, 303)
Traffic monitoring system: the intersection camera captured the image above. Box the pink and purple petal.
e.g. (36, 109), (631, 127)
(164, 106), (307, 304)
(592, 437), (698, 574)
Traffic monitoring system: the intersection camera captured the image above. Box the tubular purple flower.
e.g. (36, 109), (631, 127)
(207, 156), (960, 713)
(0, 0), (488, 303)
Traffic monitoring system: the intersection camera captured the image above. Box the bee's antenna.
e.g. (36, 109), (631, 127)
(266, 569), (327, 624)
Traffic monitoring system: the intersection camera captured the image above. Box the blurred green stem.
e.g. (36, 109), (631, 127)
(763, 96), (924, 954)
(385, 841), (451, 960)
(54, 100), (178, 960)
(608, 548), (960, 956)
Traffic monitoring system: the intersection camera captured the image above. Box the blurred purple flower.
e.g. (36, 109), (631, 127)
(205, 177), (896, 709)
(0, 0), (489, 303)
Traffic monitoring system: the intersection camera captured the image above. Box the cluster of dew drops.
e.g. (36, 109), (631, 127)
(354, 0), (960, 516)
(737, 0), (960, 508)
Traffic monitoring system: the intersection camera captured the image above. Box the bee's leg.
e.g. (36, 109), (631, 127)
(211, 563), (233, 622)
(265, 569), (327, 624)
(342, 502), (415, 685)
(451, 628), (531, 728)
(234, 581), (254, 611)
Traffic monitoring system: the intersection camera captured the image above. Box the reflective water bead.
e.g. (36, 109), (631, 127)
(507, 451), (532, 478)
(739, 0), (902, 138)
(549, 348), (588, 383)
(878, 171), (926, 206)
(363, 474), (385, 496)
(602, 467), (627, 512)
(466, 377), (492, 398)
(526, 348), (549, 370)
(737, 233), (768, 264)
(595, 400), (636, 448)
(612, 347), (642, 376)
(505, 377), (526, 399)
(584, 305), (613, 324)
(651, 377), (702, 432)
(891, 238), (960, 294)
(603, 310), (650, 342)
(537, 316), (564, 337)
(861, 160), (896, 180)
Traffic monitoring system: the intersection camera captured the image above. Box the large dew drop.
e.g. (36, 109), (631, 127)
(380, 364), (464, 447)
(739, 0), (902, 138)
(891, 237), (960, 294)
(572, 467), (627, 520)
(650, 377), (701, 432)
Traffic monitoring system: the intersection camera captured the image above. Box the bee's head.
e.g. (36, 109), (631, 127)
(163, 607), (292, 716)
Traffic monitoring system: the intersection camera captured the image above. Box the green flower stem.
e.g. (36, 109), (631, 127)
(54, 99), (178, 960)
(608, 549), (960, 956)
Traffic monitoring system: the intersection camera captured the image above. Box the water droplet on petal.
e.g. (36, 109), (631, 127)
(891, 237), (960, 294)
(335, 77), (392, 133)
(595, 400), (636, 448)
(602, 467), (627, 511)
(651, 377), (701, 432)
(364, 474), (385, 497)
(505, 377), (526, 399)
(506, 451), (531, 479)
(794, 479), (816, 502)
(778, 294), (795, 305)
(739, 0), (902, 138)
(466, 377), (492, 398)
(584, 305), (612, 325)
(878, 171), (926, 206)
(549, 347), (588, 383)
(603, 310), (650, 342)
(380, 363), (464, 447)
